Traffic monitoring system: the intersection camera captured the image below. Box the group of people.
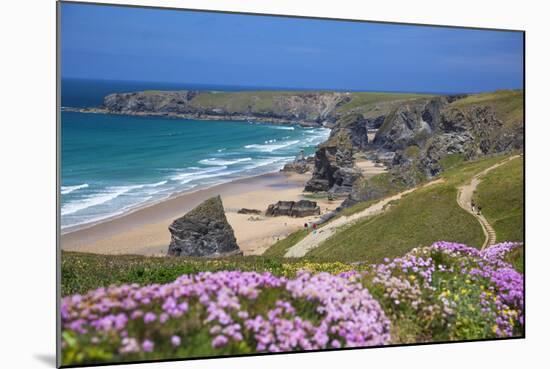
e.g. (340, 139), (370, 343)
(471, 200), (482, 215)
(304, 222), (318, 234)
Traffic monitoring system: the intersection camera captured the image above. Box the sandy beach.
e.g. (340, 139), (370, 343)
(61, 171), (342, 256)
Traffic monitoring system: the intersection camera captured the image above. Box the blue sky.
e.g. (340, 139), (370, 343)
(60, 2), (524, 93)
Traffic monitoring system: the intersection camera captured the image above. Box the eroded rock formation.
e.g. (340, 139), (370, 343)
(167, 196), (241, 257)
(265, 200), (321, 217)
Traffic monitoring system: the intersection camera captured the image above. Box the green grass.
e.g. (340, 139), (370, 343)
(439, 153), (465, 171)
(344, 173), (408, 211)
(262, 229), (308, 257)
(335, 93), (429, 116)
(450, 90), (524, 128)
(191, 91), (293, 113)
(307, 184), (485, 262)
(440, 155), (507, 185)
(338, 198), (380, 218)
(61, 250), (358, 296)
(404, 145), (421, 159)
(473, 156), (524, 242)
(305, 155), (517, 262)
(61, 252), (278, 296)
(188, 91), (432, 120)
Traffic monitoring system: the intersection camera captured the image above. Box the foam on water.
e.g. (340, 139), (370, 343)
(271, 126), (295, 130)
(244, 140), (300, 152)
(61, 113), (330, 230)
(199, 157), (252, 166)
(61, 183), (89, 195)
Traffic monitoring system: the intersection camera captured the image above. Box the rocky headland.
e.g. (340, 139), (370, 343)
(68, 89), (524, 228)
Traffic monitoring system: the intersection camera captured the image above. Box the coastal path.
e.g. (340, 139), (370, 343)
(284, 178), (444, 258)
(456, 155), (520, 249)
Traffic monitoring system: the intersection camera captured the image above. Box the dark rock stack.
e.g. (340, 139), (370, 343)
(304, 114), (365, 195)
(265, 200), (321, 217)
(167, 196), (241, 257)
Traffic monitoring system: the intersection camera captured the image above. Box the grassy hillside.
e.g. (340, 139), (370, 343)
(191, 91), (300, 113)
(62, 251), (307, 296)
(450, 89), (524, 128)
(474, 156), (524, 242)
(305, 155), (512, 262)
(188, 91), (426, 118)
(335, 92), (429, 117)
(262, 229), (307, 258)
(307, 184), (484, 262)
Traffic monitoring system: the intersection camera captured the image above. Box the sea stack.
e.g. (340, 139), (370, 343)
(167, 195), (241, 257)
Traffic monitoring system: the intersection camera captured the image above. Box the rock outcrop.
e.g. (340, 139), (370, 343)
(304, 114), (365, 196)
(371, 93), (524, 186)
(281, 151), (315, 174)
(265, 200), (321, 217)
(336, 91), (524, 210)
(372, 97), (446, 151)
(167, 196), (241, 257)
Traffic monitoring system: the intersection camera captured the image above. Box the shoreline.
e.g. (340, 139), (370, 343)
(61, 170), (342, 256)
(61, 170), (300, 236)
(61, 107), (324, 127)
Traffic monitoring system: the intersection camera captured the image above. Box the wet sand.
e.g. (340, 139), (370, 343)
(61, 171), (341, 256)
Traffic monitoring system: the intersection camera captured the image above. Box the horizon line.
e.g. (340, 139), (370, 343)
(61, 77), (523, 96)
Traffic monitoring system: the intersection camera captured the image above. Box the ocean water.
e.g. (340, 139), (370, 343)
(61, 111), (329, 230)
(61, 78), (295, 108)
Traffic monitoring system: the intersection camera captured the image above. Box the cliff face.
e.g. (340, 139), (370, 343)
(90, 90), (428, 126)
(78, 89), (523, 210)
(103, 91), (199, 114)
(372, 97), (446, 151)
(341, 90), (524, 208)
(100, 90), (353, 125)
(373, 91), (524, 186)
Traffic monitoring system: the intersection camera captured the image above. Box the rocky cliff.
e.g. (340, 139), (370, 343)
(340, 90), (524, 208)
(373, 91), (524, 186)
(99, 90), (353, 125)
(167, 196), (241, 257)
(71, 88), (523, 212)
(304, 114), (366, 196)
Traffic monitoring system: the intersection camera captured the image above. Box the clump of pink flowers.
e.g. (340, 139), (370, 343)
(61, 241), (523, 365)
(61, 270), (390, 364)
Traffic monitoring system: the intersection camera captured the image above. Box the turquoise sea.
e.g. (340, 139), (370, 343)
(60, 80), (329, 230)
